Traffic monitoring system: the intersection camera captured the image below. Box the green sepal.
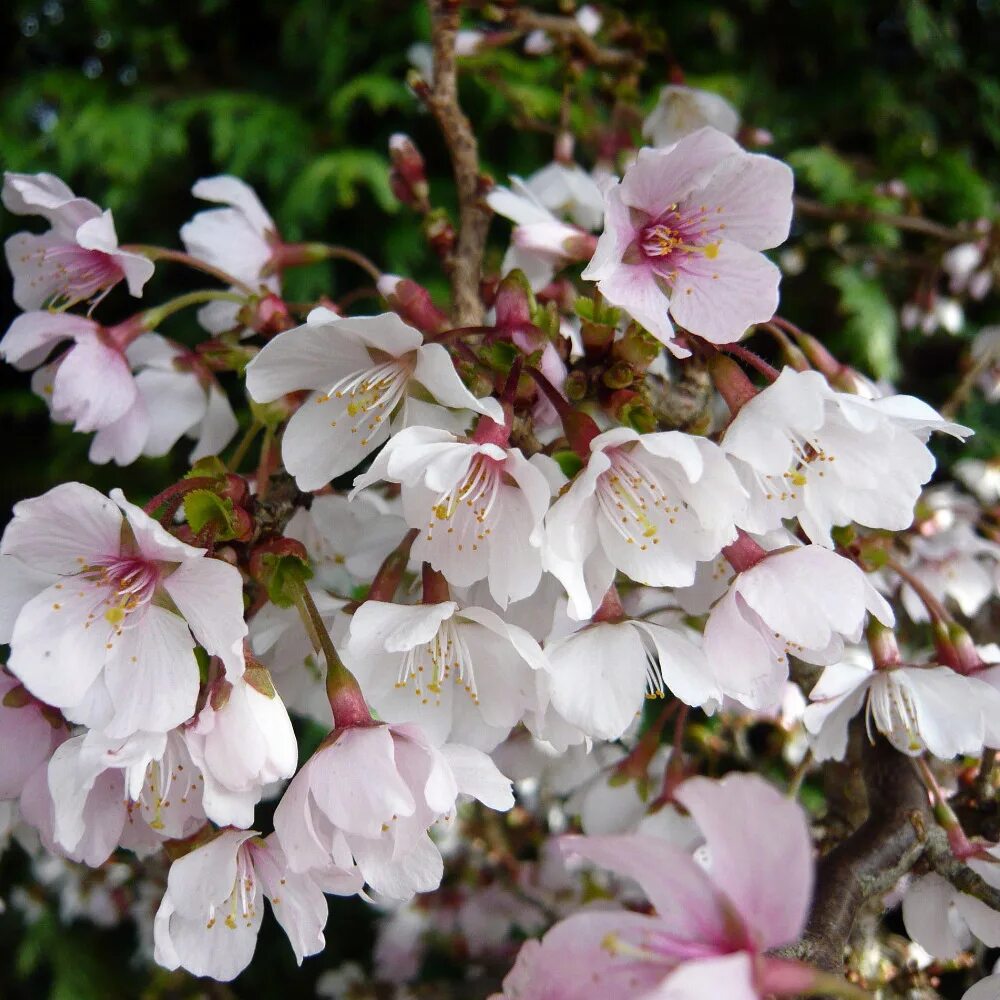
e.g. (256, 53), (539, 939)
(183, 489), (240, 540)
(552, 449), (584, 480)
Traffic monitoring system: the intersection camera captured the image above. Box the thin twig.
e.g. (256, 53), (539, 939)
(794, 196), (971, 244)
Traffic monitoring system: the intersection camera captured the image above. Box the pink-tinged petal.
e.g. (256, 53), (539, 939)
(2, 172), (99, 230)
(0, 310), (97, 370)
(89, 397), (150, 466)
(0, 555), (54, 642)
(802, 663), (872, 762)
(582, 185), (636, 282)
(620, 131), (742, 215)
(956, 893), (1000, 948)
(5, 231), (69, 310)
(161, 557), (248, 677)
(456, 606), (549, 672)
(190, 382), (238, 461)
(74, 209), (120, 253)
(272, 766), (338, 873)
(500, 910), (673, 999)
(595, 264), (680, 354)
(111, 489), (204, 561)
(282, 389), (392, 490)
(391, 726), (458, 815)
(46, 735), (111, 853)
(631, 620), (720, 708)
(245, 319), (374, 400)
(0, 674), (64, 799)
(117, 249), (155, 296)
(687, 152), (794, 251)
(439, 743), (515, 810)
(133, 368), (206, 456)
(2, 481), (121, 572)
(352, 829), (444, 899)
(51, 337), (137, 432)
(348, 600), (458, 656)
(563, 834), (736, 946)
(8, 581), (112, 707)
(676, 773), (813, 949)
(666, 241), (781, 345)
(962, 974), (1000, 1000)
(166, 828), (257, 917)
(156, 901), (262, 981)
(102, 605), (200, 736)
(641, 952), (758, 1000)
(190, 175), (276, 234)
(332, 312), (423, 356)
(902, 873), (967, 958)
(413, 342), (504, 420)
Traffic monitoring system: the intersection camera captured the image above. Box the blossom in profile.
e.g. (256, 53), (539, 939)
(3, 171), (153, 310)
(582, 127), (793, 354)
(154, 829), (360, 982)
(0, 483), (247, 736)
(643, 84), (741, 148)
(495, 773), (817, 999)
(246, 309), (502, 489)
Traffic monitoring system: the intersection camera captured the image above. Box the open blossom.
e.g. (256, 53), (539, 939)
(87, 332), (238, 466)
(180, 175), (280, 333)
(582, 127), (793, 354)
(543, 428), (746, 620)
(487, 179), (599, 290)
(3, 171), (154, 310)
(496, 774), (815, 999)
(246, 309), (502, 489)
(0, 483), (247, 737)
(642, 85), (741, 148)
(544, 617), (719, 741)
(154, 829), (360, 982)
(803, 647), (1000, 761)
(521, 159), (605, 232)
(721, 368), (971, 546)
(273, 722), (514, 900)
(704, 543), (894, 710)
(903, 870), (1000, 962)
(2, 311), (138, 433)
(341, 600), (548, 750)
(353, 425), (556, 607)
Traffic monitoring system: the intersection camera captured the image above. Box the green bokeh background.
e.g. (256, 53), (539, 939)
(1, 1), (999, 996)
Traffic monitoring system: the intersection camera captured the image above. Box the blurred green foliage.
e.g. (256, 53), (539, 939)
(2, 0), (1000, 996)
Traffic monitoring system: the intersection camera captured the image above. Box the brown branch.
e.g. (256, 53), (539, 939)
(794, 196), (972, 244)
(924, 825), (1000, 912)
(504, 10), (642, 71)
(785, 737), (931, 973)
(425, 0), (492, 326)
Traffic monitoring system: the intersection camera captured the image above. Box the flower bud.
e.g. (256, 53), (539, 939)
(388, 133), (430, 211)
(377, 273), (448, 335)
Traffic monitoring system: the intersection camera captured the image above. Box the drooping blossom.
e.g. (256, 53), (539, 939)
(543, 616), (719, 741)
(903, 870), (1000, 960)
(581, 127), (794, 354)
(721, 368), (971, 546)
(154, 829), (361, 981)
(3, 171), (154, 310)
(273, 721), (514, 899)
(0, 670), (67, 801)
(2, 311), (138, 433)
(487, 179), (599, 290)
(543, 428), (746, 620)
(246, 309), (502, 489)
(642, 85), (741, 148)
(942, 241), (992, 300)
(495, 773), (816, 999)
(352, 424), (556, 607)
(803, 646), (1000, 761)
(0, 483), (247, 736)
(341, 599), (548, 750)
(521, 159), (606, 232)
(703, 543), (894, 710)
(180, 175), (281, 333)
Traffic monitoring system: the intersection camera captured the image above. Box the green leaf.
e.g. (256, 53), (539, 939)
(552, 450), (583, 480)
(787, 146), (859, 203)
(828, 263), (900, 380)
(260, 552), (314, 609)
(183, 489), (238, 538)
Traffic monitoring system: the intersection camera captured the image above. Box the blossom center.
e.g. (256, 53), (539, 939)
(80, 553), (161, 627)
(425, 452), (503, 554)
(395, 617), (479, 706)
(595, 447), (680, 551)
(638, 204), (720, 266)
(207, 846), (258, 930)
(317, 358), (412, 448)
(36, 242), (124, 309)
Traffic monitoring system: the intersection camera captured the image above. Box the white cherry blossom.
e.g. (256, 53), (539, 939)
(246, 309), (502, 489)
(642, 85), (740, 148)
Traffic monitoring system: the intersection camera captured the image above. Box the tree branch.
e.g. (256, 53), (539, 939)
(504, 10), (642, 71)
(794, 195), (972, 244)
(924, 826), (1000, 912)
(425, 0), (492, 326)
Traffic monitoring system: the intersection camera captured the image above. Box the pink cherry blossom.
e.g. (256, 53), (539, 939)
(341, 599), (548, 749)
(154, 829), (360, 981)
(0, 670), (67, 801)
(703, 543), (894, 710)
(273, 722), (514, 900)
(0, 483), (247, 736)
(495, 773), (814, 999)
(246, 309), (503, 489)
(3, 171), (154, 310)
(543, 428), (746, 620)
(352, 424), (557, 607)
(581, 127), (793, 355)
(2, 311), (138, 433)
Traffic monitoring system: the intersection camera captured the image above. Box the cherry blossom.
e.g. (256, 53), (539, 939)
(803, 646), (1000, 761)
(273, 721), (514, 899)
(642, 85), (741, 148)
(495, 773), (815, 999)
(246, 309), (503, 489)
(2, 311), (138, 433)
(3, 171), (154, 310)
(341, 599), (548, 749)
(543, 428), (746, 620)
(903, 870), (1000, 960)
(704, 543), (894, 710)
(955, 457), (1000, 503)
(521, 159), (605, 232)
(0, 670), (67, 801)
(581, 127), (793, 354)
(0, 483), (247, 736)
(353, 424), (556, 606)
(720, 367), (971, 546)
(154, 829), (360, 981)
